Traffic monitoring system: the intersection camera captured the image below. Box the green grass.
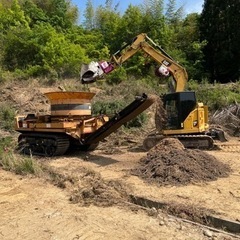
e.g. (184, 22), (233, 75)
(1, 152), (42, 175)
(0, 103), (16, 131)
(0, 137), (42, 176)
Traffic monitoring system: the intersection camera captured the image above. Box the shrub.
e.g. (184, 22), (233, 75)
(188, 80), (240, 111)
(92, 98), (148, 128)
(106, 68), (127, 85)
(0, 137), (42, 176)
(0, 137), (13, 157)
(92, 99), (126, 116)
(124, 112), (148, 128)
(0, 103), (15, 131)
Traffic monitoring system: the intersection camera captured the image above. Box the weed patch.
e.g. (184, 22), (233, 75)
(0, 103), (15, 131)
(0, 137), (42, 176)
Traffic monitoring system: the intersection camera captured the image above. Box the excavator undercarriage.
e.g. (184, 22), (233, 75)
(143, 133), (214, 151)
(143, 127), (227, 151)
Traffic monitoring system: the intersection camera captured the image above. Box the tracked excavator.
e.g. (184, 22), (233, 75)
(80, 33), (227, 150)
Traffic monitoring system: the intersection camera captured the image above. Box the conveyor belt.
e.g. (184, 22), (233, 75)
(82, 93), (155, 145)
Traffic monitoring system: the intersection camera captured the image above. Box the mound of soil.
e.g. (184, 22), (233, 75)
(1, 86), (48, 115)
(132, 138), (231, 186)
(47, 165), (130, 207)
(70, 178), (129, 207)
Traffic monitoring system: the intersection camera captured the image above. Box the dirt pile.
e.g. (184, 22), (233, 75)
(47, 165), (130, 207)
(0, 81), (65, 115)
(132, 138), (231, 186)
(70, 178), (129, 207)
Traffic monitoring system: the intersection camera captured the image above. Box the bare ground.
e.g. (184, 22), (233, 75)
(1, 142), (240, 240)
(0, 81), (240, 239)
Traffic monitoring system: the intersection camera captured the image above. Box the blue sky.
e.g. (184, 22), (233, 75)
(72, 0), (204, 23)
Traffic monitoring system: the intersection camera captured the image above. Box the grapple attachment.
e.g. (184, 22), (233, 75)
(80, 61), (103, 84)
(80, 61), (114, 84)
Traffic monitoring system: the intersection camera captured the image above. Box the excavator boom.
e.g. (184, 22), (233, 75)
(81, 33), (188, 92)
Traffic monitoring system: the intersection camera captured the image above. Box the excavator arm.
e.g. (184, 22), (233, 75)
(81, 33), (188, 92)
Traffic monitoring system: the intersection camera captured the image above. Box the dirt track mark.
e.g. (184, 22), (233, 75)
(217, 144), (240, 152)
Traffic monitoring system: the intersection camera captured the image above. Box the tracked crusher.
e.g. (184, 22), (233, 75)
(15, 91), (155, 156)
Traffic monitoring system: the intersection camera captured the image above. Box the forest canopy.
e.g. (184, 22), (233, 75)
(0, 0), (239, 83)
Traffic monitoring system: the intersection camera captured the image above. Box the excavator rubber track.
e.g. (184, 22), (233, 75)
(175, 134), (214, 149)
(143, 134), (214, 151)
(17, 133), (70, 157)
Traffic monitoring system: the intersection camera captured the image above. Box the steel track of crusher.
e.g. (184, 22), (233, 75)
(17, 133), (70, 157)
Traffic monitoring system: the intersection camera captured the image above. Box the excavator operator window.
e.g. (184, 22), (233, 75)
(164, 94), (179, 129)
(163, 92), (197, 129)
(179, 92), (197, 122)
(166, 99), (178, 129)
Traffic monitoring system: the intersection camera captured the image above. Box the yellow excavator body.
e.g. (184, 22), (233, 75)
(80, 33), (227, 149)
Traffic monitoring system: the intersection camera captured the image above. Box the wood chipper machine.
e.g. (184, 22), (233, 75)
(15, 91), (155, 156)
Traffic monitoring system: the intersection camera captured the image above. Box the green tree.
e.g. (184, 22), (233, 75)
(118, 5), (143, 39)
(140, 0), (166, 40)
(200, 0), (240, 82)
(0, 0), (29, 33)
(2, 23), (87, 77)
(165, 0), (184, 27)
(21, 0), (48, 27)
(0, 0), (30, 71)
(0, 0), (88, 77)
(94, 4), (121, 52)
(83, 0), (95, 30)
(39, 24), (86, 76)
(63, 28), (109, 64)
(27, 0), (78, 30)
(174, 13), (206, 80)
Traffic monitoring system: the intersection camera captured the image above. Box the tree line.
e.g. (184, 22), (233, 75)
(0, 0), (239, 83)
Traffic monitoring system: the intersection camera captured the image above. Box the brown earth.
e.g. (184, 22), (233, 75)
(132, 138), (231, 186)
(0, 80), (240, 239)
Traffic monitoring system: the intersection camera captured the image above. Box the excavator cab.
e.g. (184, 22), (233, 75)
(163, 92), (197, 130)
